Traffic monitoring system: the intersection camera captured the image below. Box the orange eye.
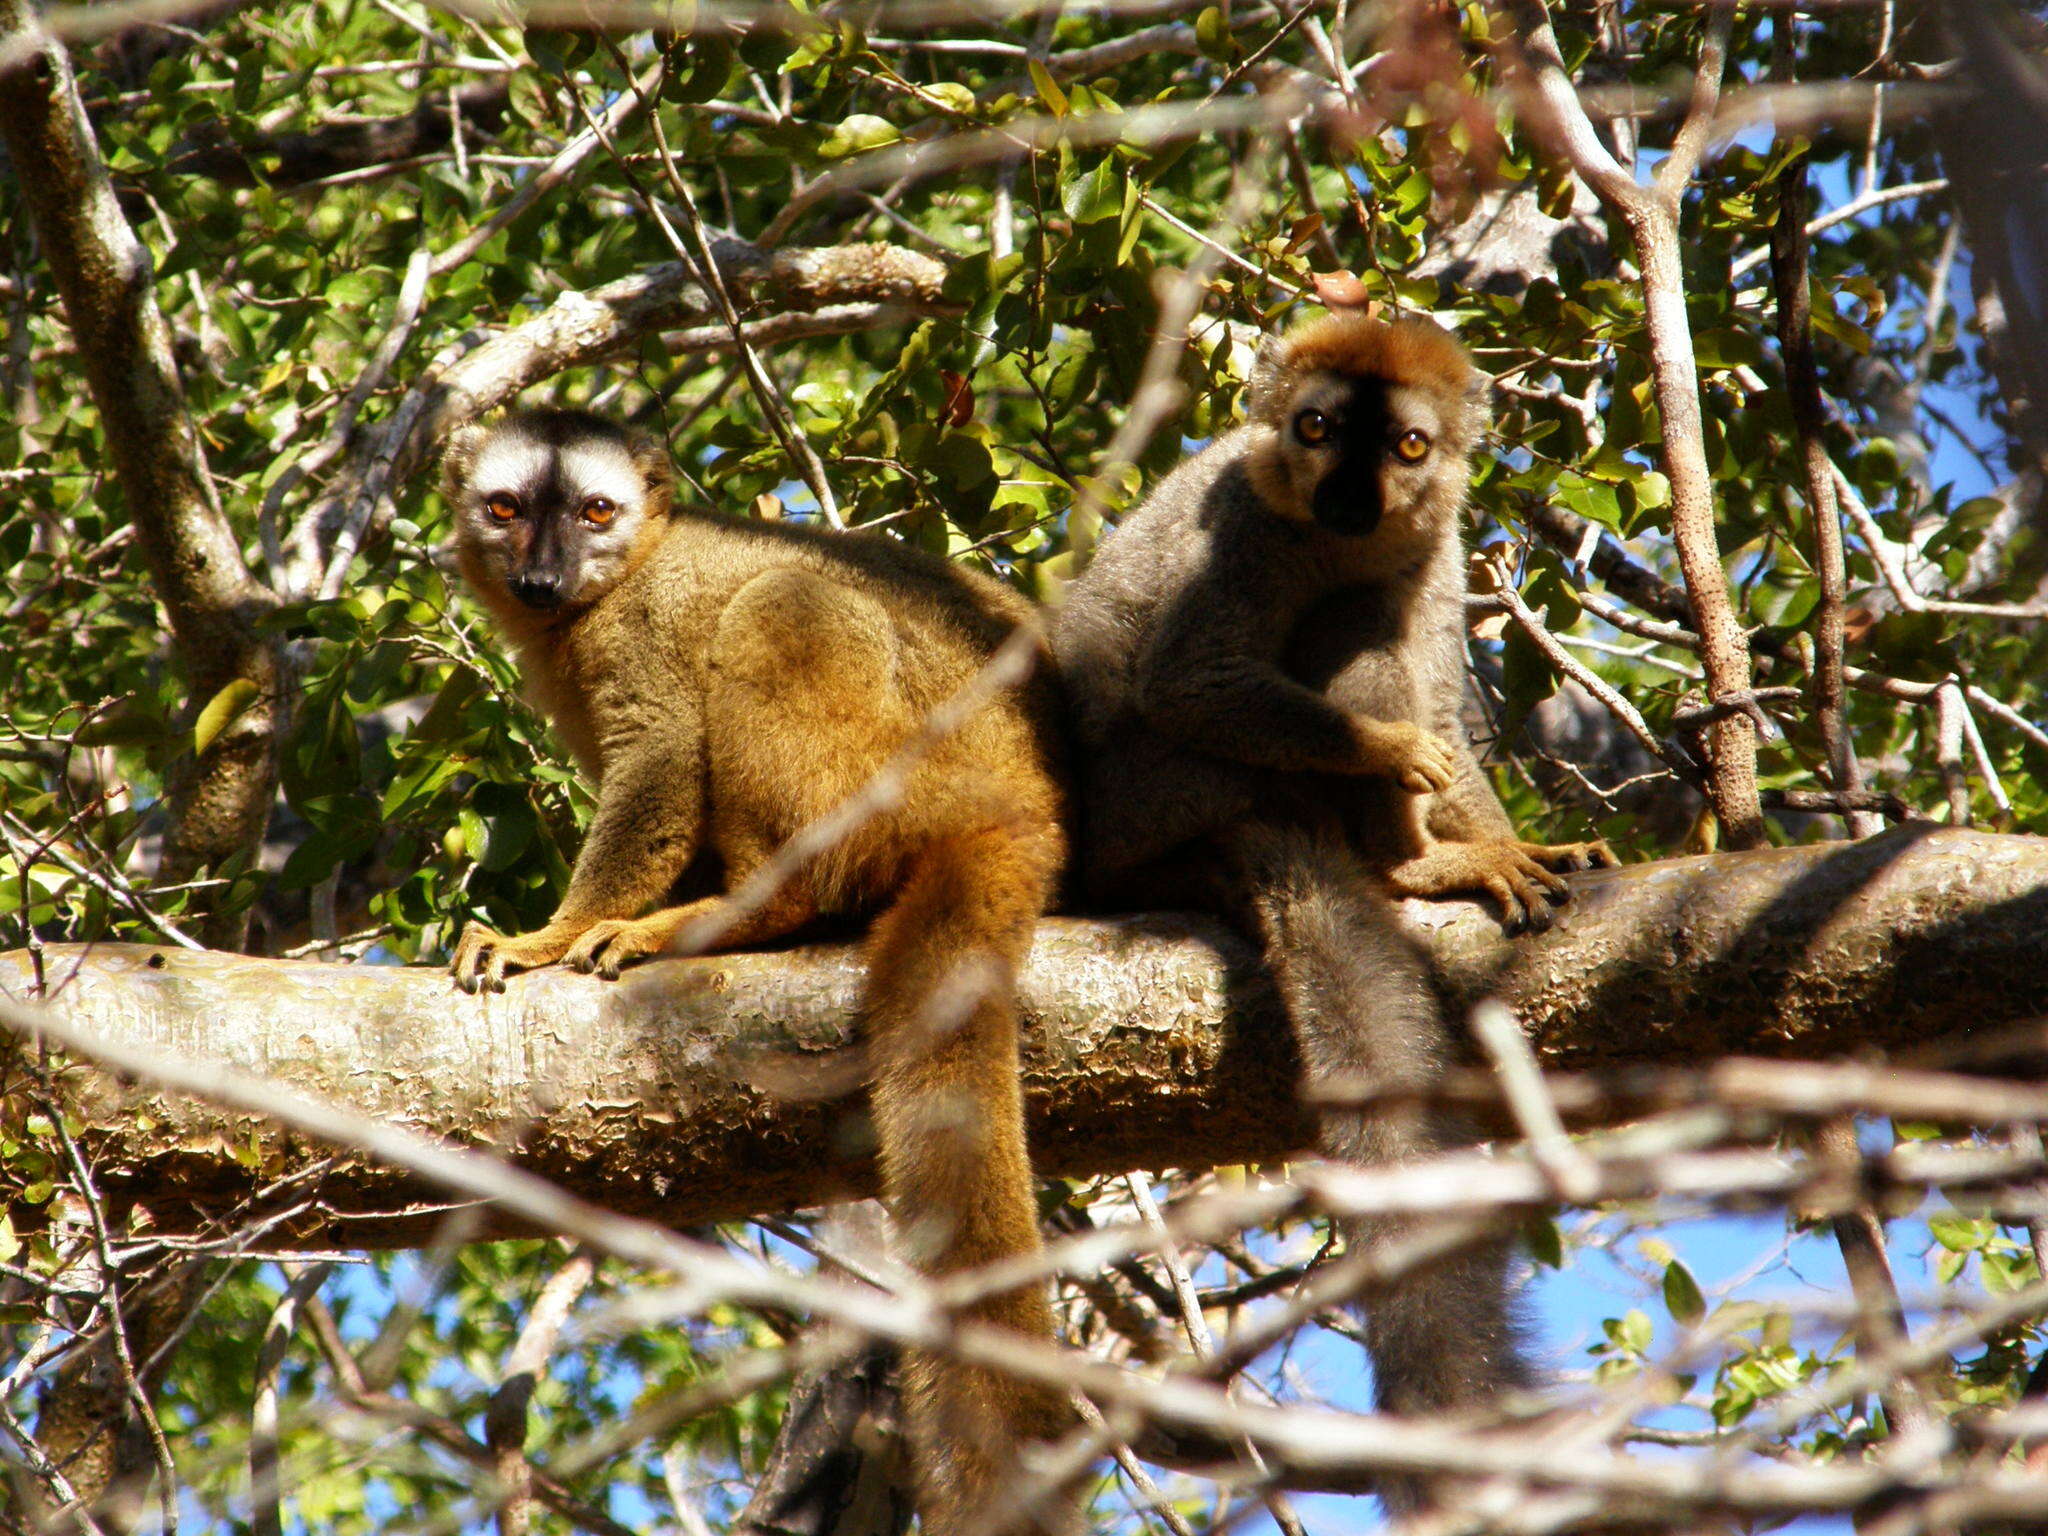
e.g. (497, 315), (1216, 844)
(484, 493), (520, 522)
(1393, 429), (1431, 463)
(582, 496), (617, 526)
(1295, 409), (1330, 446)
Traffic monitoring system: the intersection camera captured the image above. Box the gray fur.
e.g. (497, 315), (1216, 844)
(1052, 315), (1541, 1513)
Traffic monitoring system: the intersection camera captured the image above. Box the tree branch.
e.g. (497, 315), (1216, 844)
(158, 78), (511, 187)
(1508, 0), (1765, 848)
(0, 0), (283, 945)
(5, 827), (2046, 1242)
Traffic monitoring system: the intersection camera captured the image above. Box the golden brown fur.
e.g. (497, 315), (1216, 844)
(440, 408), (1072, 1535)
(1055, 313), (1613, 1515)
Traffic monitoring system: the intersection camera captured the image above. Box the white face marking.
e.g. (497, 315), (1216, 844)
(454, 424), (661, 611)
(555, 437), (647, 508)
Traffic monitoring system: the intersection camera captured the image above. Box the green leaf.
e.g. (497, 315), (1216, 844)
(232, 49), (264, 113)
(215, 302), (256, 357)
(193, 678), (261, 756)
(1929, 1212), (1990, 1252)
(1618, 1308), (1653, 1355)
(1662, 1260), (1706, 1326)
(1853, 437), (1902, 489)
(1808, 301), (1872, 356)
(1388, 165), (1430, 219)
(1521, 1213), (1564, 1269)
(1027, 59), (1068, 118)
(1555, 473), (1623, 531)
(818, 113), (900, 159)
(1524, 550), (1583, 630)
(1063, 155), (1120, 225)
(669, 35), (735, 103)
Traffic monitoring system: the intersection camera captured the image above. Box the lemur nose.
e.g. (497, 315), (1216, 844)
(511, 573), (563, 610)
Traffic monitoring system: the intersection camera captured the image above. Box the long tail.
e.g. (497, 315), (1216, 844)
(1228, 823), (1537, 1512)
(863, 821), (1071, 1536)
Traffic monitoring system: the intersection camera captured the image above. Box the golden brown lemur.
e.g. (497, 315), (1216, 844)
(439, 408), (1073, 1536)
(1053, 312), (1614, 1514)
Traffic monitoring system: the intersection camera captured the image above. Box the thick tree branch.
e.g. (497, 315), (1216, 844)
(4, 827), (2045, 1243)
(1508, 0), (1764, 848)
(0, 0), (283, 945)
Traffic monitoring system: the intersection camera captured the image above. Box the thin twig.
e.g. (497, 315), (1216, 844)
(1470, 1000), (1597, 1203)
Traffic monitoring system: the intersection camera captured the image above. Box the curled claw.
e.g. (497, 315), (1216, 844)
(1494, 849), (1568, 931)
(1421, 736), (1458, 791)
(1353, 719), (1456, 791)
(1520, 838), (1618, 876)
(563, 916), (670, 980)
(450, 920), (579, 992)
(451, 922), (504, 995)
(562, 923), (619, 975)
(1394, 730), (1457, 795)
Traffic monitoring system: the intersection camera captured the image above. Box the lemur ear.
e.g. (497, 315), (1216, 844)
(439, 420), (489, 501)
(626, 431), (677, 514)
(1246, 332), (1294, 421)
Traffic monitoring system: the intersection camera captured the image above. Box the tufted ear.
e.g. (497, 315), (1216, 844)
(626, 431), (678, 515)
(1245, 331), (1294, 422)
(438, 420), (489, 502)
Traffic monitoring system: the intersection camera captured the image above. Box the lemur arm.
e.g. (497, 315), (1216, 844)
(1132, 579), (1454, 791)
(451, 720), (707, 992)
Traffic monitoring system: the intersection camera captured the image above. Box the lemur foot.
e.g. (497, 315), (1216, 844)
(1385, 838), (1606, 931)
(450, 920), (584, 993)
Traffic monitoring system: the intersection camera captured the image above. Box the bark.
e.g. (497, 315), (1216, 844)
(0, 0), (283, 948)
(1768, 89), (1875, 837)
(732, 1348), (913, 1536)
(4, 827), (2046, 1245)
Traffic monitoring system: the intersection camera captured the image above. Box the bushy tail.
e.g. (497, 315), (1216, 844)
(863, 822), (1071, 1536)
(1229, 823), (1538, 1514)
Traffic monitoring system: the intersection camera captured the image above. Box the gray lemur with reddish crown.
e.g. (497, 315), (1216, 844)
(1053, 310), (1613, 1513)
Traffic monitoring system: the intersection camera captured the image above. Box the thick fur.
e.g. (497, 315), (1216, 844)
(441, 409), (1072, 1535)
(1054, 314), (1608, 1514)
(1225, 822), (1537, 1515)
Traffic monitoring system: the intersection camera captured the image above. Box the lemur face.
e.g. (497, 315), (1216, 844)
(1244, 314), (1487, 545)
(1267, 372), (1462, 537)
(443, 409), (673, 615)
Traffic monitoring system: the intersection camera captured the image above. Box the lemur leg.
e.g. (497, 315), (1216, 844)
(558, 883), (820, 977)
